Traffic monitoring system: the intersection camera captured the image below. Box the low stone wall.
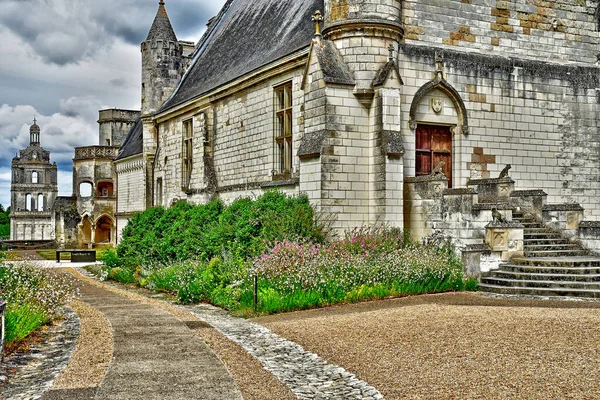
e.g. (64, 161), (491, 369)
(578, 222), (600, 255)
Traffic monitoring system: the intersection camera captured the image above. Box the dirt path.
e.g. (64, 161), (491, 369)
(43, 273), (242, 400)
(255, 292), (600, 400)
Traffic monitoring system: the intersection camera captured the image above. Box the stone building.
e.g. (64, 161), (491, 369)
(68, 109), (139, 248)
(116, 0), (600, 239)
(115, 0), (194, 236)
(12, 0), (600, 283)
(10, 119), (58, 241)
(9, 110), (138, 248)
(113, 0), (600, 286)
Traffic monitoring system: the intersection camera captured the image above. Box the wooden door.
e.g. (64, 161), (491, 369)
(416, 124), (452, 187)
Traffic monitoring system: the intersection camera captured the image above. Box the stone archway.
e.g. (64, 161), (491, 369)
(95, 215), (114, 246)
(409, 72), (469, 135)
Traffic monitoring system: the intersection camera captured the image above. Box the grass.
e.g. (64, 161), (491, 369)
(0, 265), (78, 350)
(4, 304), (47, 346)
(5, 251), (23, 261)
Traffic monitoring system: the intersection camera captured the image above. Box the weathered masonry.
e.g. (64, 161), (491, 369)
(9, 110), (138, 248)
(116, 0), (600, 234)
(13, 1), (600, 275)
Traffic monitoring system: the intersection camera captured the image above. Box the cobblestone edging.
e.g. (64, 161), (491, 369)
(183, 303), (384, 400)
(0, 307), (80, 400)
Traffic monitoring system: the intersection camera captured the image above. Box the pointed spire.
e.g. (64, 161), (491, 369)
(146, 0), (178, 42)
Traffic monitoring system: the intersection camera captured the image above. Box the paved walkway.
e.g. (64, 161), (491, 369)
(183, 303), (383, 400)
(43, 277), (242, 400)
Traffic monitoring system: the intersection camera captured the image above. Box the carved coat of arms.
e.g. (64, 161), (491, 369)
(431, 97), (443, 114)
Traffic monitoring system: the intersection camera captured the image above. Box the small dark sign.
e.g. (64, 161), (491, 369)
(71, 251), (97, 263)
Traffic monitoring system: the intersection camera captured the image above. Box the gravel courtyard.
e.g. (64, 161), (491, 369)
(254, 293), (600, 400)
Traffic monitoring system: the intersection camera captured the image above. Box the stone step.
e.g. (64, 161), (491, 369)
(524, 249), (588, 257)
(524, 232), (565, 240)
(500, 263), (600, 274)
(524, 244), (579, 250)
(489, 270), (600, 282)
(481, 277), (600, 290)
(525, 228), (556, 233)
(523, 238), (572, 244)
(478, 283), (600, 299)
(511, 257), (600, 268)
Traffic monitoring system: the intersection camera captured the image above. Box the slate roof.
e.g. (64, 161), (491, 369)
(146, 1), (178, 42)
(160, 0), (323, 111)
(316, 40), (355, 85)
(116, 118), (143, 160)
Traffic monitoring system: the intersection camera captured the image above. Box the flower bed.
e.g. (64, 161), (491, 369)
(94, 226), (477, 315)
(0, 265), (78, 351)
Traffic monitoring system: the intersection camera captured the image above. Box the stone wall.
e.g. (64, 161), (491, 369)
(155, 71), (305, 207)
(403, 0), (599, 64)
(398, 46), (600, 219)
(115, 157), (146, 241)
(10, 213), (55, 241)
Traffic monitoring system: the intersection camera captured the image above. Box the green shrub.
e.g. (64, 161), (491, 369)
(108, 267), (136, 284)
(115, 191), (324, 267)
(99, 249), (121, 269)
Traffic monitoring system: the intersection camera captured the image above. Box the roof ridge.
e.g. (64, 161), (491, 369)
(157, 0), (236, 113)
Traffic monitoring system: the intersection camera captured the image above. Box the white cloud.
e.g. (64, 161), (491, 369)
(0, 167), (12, 208)
(0, 101), (101, 162)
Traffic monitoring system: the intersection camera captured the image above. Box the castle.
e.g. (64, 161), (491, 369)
(10, 0), (600, 276)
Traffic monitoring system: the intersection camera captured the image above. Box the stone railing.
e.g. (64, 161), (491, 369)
(74, 146), (120, 161)
(10, 211), (53, 218)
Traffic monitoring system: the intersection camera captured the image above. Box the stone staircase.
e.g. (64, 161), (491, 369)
(479, 211), (600, 299)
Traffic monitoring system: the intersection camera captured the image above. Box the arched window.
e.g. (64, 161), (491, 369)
(32, 171), (38, 184)
(79, 182), (93, 197)
(37, 194), (44, 212)
(26, 194), (33, 211)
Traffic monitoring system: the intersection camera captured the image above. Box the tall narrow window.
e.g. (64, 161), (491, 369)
(274, 82), (293, 179)
(156, 178), (163, 207)
(37, 194), (44, 212)
(26, 194), (32, 211)
(32, 171), (38, 184)
(182, 119), (193, 190)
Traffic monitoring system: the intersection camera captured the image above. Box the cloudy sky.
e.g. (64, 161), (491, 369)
(0, 0), (226, 207)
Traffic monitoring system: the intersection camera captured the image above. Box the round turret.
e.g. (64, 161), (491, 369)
(141, 0), (183, 115)
(322, 0), (403, 92)
(324, 0), (402, 33)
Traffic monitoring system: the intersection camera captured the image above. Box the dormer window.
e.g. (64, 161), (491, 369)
(32, 153), (37, 160)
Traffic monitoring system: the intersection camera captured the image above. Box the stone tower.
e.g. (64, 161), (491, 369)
(300, 0), (405, 230)
(10, 119), (58, 241)
(141, 0), (183, 115)
(323, 0), (402, 102)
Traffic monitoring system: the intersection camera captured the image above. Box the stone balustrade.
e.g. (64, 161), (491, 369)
(74, 146), (120, 160)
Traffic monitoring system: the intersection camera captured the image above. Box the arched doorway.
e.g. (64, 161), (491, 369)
(95, 215), (113, 245)
(409, 74), (469, 188)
